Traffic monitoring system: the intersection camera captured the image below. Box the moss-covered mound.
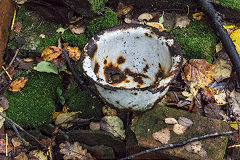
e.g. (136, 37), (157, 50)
(62, 31), (88, 48)
(87, 8), (118, 37)
(64, 83), (102, 119)
(171, 20), (217, 62)
(218, 0), (240, 10)
(6, 71), (62, 128)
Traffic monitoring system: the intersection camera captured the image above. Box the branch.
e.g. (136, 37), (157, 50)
(119, 130), (237, 160)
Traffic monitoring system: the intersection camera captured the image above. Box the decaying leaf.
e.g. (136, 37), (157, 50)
(11, 137), (21, 148)
(201, 88), (215, 103)
(69, 25), (86, 34)
(178, 117), (193, 127)
(229, 90), (240, 116)
(216, 43), (222, 53)
(213, 58), (232, 82)
(55, 112), (79, 128)
(33, 61), (58, 74)
(102, 105), (117, 116)
(59, 141), (94, 160)
(117, 3), (133, 17)
(13, 22), (22, 34)
(66, 46), (81, 61)
(173, 124), (187, 135)
(0, 96), (9, 110)
(29, 150), (47, 160)
(152, 128), (170, 144)
(101, 116), (126, 140)
(14, 152), (28, 160)
(192, 12), (204, 21)
(9, 77), (28, 92)
(174, 15), (190, 28)
(0, 138), (13, 154)
(230, 29), (240, 55)
(182, 59), (214, 88)
(165, 118), (178, 124)
(204, 103), (225, 119)
(39, 34), (46, 39)
(89, 122), (101, 131)
(0, 108), (5, 128)
(185, 141), (207, 157)
(41, 46), (62, 61)
(138, 13), (153, 21)
(146, 22), (165, 32)
(182, 83), (199, 102)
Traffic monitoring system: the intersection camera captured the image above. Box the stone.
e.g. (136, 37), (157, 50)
(130, 103), (230, 160)
(165, 117), (178, 124)
(0, 0), (15, 68)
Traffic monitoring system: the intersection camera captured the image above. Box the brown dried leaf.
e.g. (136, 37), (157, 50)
(0, 96), (9, 110)
(66, 46), (81, 61)
(152, 128), (170, 144)
(0, 139), (13, 154)
(178, 117), (193, 127)
(192, 12), (204, 21)
(230, 90), (240, 116)
(11, 137), (21, 148)
(69, 25), (86, 34)
(182, 59), (214, 88)
(173, 124), (187, 135)
(41, 46), (62, 61)
(14, 152), (28, 160)
(201, 88), (215, 103)
(13, 22), (22, 34)
(59, 141), (94, 160)
(9, 77), (28, 92)
(174, 15), (190, 28)
(204, 103), (225, 119)
(102, 105), (117, 116)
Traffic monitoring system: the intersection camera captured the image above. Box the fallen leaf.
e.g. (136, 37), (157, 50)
(23, 58), (34, 62)
(174, 15), (190, 28)
(182, 91), (194, 101)
(14, 152), (28, 160)
(117, 3), (133, 17)
(0, 138), (13, 154)
(213, 58), (232, 82)
(102, 105), (117, 116)
(124, 17), (132, 24)
(33, 61), (58, 74)
(56, 27), (67, 34)
(178, 117), (193, 127)
(216, 43), (222, 53)
(55, 112), (78, 128)
(29, 150), (47, 160)
(223, 25), (238, 35)
(152, 128), (170, 144)
(101, 116), (126, 140)
(229, 90), (240, 116)
(146, 22), (165, 32)
(13, 22), (22, 34)
(182, 59), (214, 88)
(59, 141), (94, 160)
(0, 96), (9, 110)
(185, 141), (207, 157)
(173, 124), (187, 135)
(39, 34), (46, 39)
(213, 89), (227, 105)
(228, 121), (239, 130)
(138, 13), (153, 21)
(230, 29), (240, 55)
(69, 25), (86, 34)
(192, 12), (204, 20)
(66, 46), (81, 61)
(11, 137), (21, 148)
(41, 46), (62, 61)
(0, 108), (5, 128)
(204, 103), (225, 119)
(89, 122), (101, 131)
(201, 88), (215, 103)
(165, 118), (178, 124)
(9, 77), (28, 92)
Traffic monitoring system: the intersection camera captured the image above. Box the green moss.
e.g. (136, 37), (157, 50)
(89, 0), (108, 12)
(171, 20), (217, 62)
(62, 30), (88, 48)
(40, 33), (61, 50)
(6, 71), (62, 128)
(218, 0), (240, 10)
(64, 83), (102, 119)
(86, 8), (118, 37)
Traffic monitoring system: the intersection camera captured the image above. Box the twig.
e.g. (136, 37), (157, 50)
(0, 48), (20, 77)
(0, 112), (48, 150)
(119, 130), (237, 160)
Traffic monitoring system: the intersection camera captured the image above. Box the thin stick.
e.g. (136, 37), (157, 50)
(0, 112), (48, 150)
(0, 49), (20, 77)
(119, 130), (237, 160)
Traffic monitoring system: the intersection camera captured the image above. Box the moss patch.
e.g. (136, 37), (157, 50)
(6, 71), (62, 128)
(171, 20), (217, 62)
(62, 30), (88, 48)
(89, 0), (108, 12)
(86, 8), (118, 37)
(64, 83), (102, 119)
(218, 0), (240, 10)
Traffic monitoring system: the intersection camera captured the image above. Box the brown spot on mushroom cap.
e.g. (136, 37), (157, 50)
(94, 62), (99, 74)
(117, 56), (126, 64)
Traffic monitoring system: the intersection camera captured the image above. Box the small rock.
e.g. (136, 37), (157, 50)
(174, 15), (190, 28)
(178, 117), (193, 127)
(165, 118), (178, 124)
(173, 124), (187, 135)
(152, 128), (170, 144)
(69, 25), (86, 34)
(90, 122), (101, 131)
(138, 13), (153, 21)
(124, 17), (132, 24)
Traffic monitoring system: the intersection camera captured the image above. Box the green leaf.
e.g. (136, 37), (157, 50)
(33, 61), (58, 74)
(159, 15), (164, 24)
(59, 96), (65, 105)
(57, 87), (62, 96)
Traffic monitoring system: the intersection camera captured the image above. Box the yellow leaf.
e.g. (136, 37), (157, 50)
(8, 77), (28, 92)
(192, 12), (204, 20)
(146, 22), (166, 32)
(41, 46), (62, 61)
(228, 121), (239, 130)
(223, 25), (238, 35)
(62, 105), (70, 113)
(52, 112), (61, 120)
(213, 58), (232, 82)
(0, 108), (5, 128)
(56, 27), (67, 34)
(66, 46), (81, 61)
(230, 29), (240, 56)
